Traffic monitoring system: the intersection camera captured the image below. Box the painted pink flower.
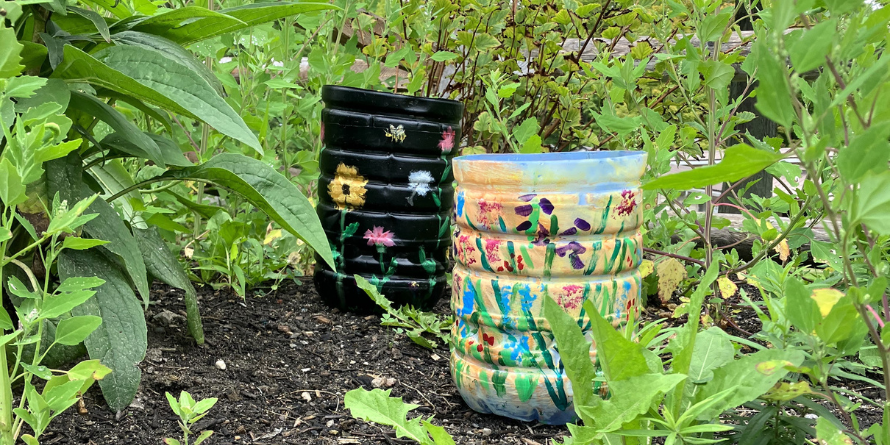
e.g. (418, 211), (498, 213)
(438, 126), (455, 154)
(558, 285), (584, 310)
(364, 226), (395, 247)
(478, 200), (503, 228)
(614, 190), (637, 217)
(457, 234), (477, 265)
(320, 122), (325, 143)
(484, 239), (502, 263)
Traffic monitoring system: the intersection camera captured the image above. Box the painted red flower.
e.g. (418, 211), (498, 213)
(517, 255), (525, 271)
(557, 285), (584, 310)
(615, 190), (638, 217)
(438, 126), (455, 154)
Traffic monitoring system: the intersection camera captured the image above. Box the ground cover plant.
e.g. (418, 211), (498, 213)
(1, 0), (889, 443)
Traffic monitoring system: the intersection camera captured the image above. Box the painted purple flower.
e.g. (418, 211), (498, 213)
(518, 194), (536, 202)
(560, 227), (577, 236)
(532, 223), (550, 246)
(556, 241), (587, 269)
(539, 198), (554, 215)
(574, 218), (591, 231)
(514, 204), (533, 217)
(517, 220), (532, 231)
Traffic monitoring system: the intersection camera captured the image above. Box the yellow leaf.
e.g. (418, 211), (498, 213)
(774, 239), (790, 262)
(811, 288), (844, 317)
(656, 258), (686, 303)
(264, 229), (283, 245)
(756, 360), (794, 376)
(717, 276), (737, 299)
(639, 259), (654, 278)
(762, 381), (812, 402)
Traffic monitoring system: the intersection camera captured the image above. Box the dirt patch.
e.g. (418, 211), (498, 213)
(43, 281), (567, 445)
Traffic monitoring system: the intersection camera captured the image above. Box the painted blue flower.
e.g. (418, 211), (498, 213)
(509, 335), (531, 361)
(499, 284), (513, 327)
(519, 285), (536, 312)
(459, 284), (475, 318)
(456, 190), (466, 218)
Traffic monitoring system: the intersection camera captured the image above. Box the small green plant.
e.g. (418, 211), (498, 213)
(163, 391), (218, 445)
(355, 275), (452, 349)
(344, 388), (455, 445)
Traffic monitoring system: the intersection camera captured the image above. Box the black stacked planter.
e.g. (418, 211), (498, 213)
(314, 86), (463, 312)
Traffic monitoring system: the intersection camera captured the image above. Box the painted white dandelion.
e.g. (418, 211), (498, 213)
(406, 170), (435, 205)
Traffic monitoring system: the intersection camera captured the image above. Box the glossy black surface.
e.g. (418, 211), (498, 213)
(314, 86), (462, 312)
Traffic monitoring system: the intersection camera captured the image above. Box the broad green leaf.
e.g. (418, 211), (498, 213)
(0, 227), (9, 243)
(699, 60), (734, 90)
(594, 112), (642, 136)
(0, 158), (27, 206)
(5, 76), (47, 99)
(111, 31), (223, 95)
(784, 277), (820, 334)
(44, 379), (85, 412)
(92, 45), (262, 154)
(430, 51), (458, 62)
(66, 359), (112, 381)
(816, 417), (853, 444)
(344, 388), (431, 444)
(14, 79), (70, 113)
(751, 40), (794, 129)
(136, 2), (338, 46)
(100, 132), (192, 168)
(68, 6), (112, 42)
(80, 0), (131, 18)
(173, 154), (335, 269)
(424, 421), (456, 445)
(193, 431), (213, 445)
(513, 118), (539, 145)
(54, 315), (103, 345)
(0, 28), (24, 77)
(41, 290), (97, 320)
(816, 297), (861, 345)
(644, 145), (783, 190)
(133, 227), (204, 345)
(687, 328), (734, 384)
(68, 91), (166, 167)
(790, 19), (836, 72)
(62, 237), (110, 251)
(852, 170), (890, 235)
(584, 300), (650, 382)
(21, 363), (53, 380)
(0, 306), (12, 330)
(577, 374), (686, 434)
(543, 296), (599, 411)
(58, 249), (147, 412)
(56, 277), (106, 293)
(836, 123), (890, 183)
(698, 10), (731, 42)
(692, 349), (805, 420)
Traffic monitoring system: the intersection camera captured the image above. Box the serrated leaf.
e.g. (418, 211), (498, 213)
(543, 296), (599, 411)
(344, 388), (430, 444)
(585, 300), (651, 382)
(58, 249), (147, 412)
(172, 154), (334, 270)
(644, 145), (783, 190)
(0, 158), (27, 207)
(0, 28), (24, 77)
(656, 258), (685, 303)
(578, 373), (686, 434)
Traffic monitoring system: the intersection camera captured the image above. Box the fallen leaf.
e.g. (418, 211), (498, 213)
(775, 239), (790, 262)
(639, 259), (654, 278)
(656, 258), (686, 303)
(717, 276), (738, 299)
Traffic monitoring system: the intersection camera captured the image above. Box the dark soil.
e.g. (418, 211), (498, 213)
(41, 279), (886, 444)
(43, 280), (568, 445)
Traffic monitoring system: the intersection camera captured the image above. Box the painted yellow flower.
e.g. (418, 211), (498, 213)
(328, 163), (368, 210)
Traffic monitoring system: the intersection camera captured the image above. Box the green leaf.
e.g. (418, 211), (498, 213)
(644, 145), (783, 190)
(54, 315), (103, 345)
(692, 349), (805, 420)
(68, 91), (166, 167)
(56, 277), (106, 293)
(512, 118), (539, 145)
(62, 237), (110, 251)
(14, 78), (70, 113)
(0, 227), (9, 243)
(687, 328), (734, 384)
(852, 170), (890, 235)
(0, 307), (11, 330)
(100, 132), (192, 168)
(58, 249), (147, 413)
(111, 31), (224, 95)
(41, 290), (97, 320)
(816, 417), (853, 444)
(68, 6), (111, 42)
(751, 40), (794, 129)
(699, 60), (734, 91)
(133, 227), (204, 345)
(5, 76), (47, 99)
(543, 296), (599, 411)
(173, 154), (335, 270)
(584, 300), (650, 382)
(91, 45), (262, 154)
(790, 19), (836, 72)
(80, 0), (131, 18)
(344, 388), (431, 444)
(0, 158), (27, 207)
(816, 298), (861, 345)
(134, 2), (338, 46)
(21, 363), (53, 380)
(193, 430), (213, 445)
(836, 123), (890, 183)
(594, 112), (642, 136)
(577, 374), (686, 434)
(0, 28), (24, 77)
(430, 51), (458, 62)
(698, 10), (731, 42)
(784, 277), (820, 335)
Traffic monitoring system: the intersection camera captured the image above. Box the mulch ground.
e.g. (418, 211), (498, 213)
(43, 280), (568, 445)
